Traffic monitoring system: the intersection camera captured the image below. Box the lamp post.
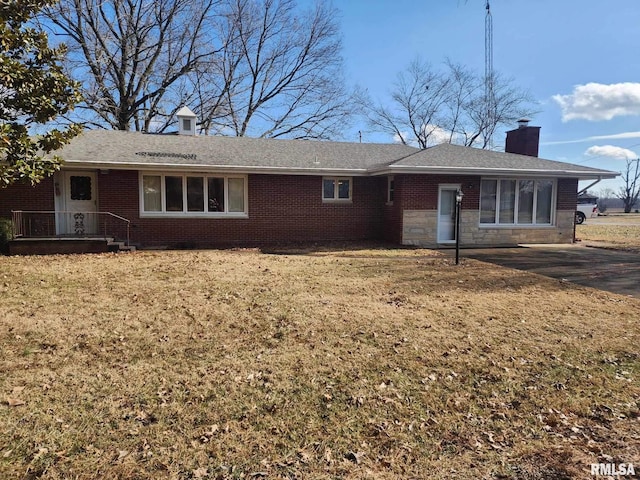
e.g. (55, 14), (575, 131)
(455, 189), (464, 265)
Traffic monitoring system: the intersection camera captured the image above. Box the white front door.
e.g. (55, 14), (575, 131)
(60, 171), (98, 235)
(437, 186), (459, 243)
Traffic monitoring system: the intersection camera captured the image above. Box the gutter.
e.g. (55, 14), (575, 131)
(60, 160), (619, 181)
(60, 160), (371, 177)
(369, 165), (619, 180)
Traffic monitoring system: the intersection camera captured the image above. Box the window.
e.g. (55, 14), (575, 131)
(387, 176), (395, 204)
(70, 176), (92, 200)
(140, 173), (247, 216)
(165, 176), (183, 211)
(480, 178), (555, 226)
(143, 175), (161, 212)
(323, 177), (351, 201)
(187, 177), (204, 212)
(182, 118), (191, 131)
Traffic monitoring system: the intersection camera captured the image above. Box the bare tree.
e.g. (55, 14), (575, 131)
(616, 158), (640, 213)
(597, 187), (615, 213)
(44, 0), (351, 138)
(359, 58), (536, 149)
(355, 59), (450, 149)
(44, 0), (220, 131)
(192, 0), (352, 139)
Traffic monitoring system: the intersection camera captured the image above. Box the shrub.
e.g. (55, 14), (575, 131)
(0, 218), (14, 255)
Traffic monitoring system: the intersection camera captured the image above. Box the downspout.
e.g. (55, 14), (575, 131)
(577, 177), (602, 196)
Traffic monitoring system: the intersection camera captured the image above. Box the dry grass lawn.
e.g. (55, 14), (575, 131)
(577, 213), (640, 252)
(1, 245), (639, 479)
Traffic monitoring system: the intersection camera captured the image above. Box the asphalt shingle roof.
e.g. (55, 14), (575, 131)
(57, 130), (419, 171)
(387, 143), (617, 178)
(55, 130), (618, 179)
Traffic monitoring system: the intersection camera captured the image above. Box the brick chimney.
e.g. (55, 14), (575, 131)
(505, 119), (540, 157)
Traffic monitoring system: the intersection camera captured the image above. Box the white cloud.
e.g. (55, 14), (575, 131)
(542, 130), (640, 146)
(584, 145), (638, 160)
(552, 82), (640, 122)
(393, 124), (457, 147)
(423, 124), (454, 146)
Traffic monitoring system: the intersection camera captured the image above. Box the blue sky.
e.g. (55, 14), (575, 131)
(323, 0), (640, 193)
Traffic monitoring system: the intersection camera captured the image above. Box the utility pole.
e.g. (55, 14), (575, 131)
(485, 1), (495, 148)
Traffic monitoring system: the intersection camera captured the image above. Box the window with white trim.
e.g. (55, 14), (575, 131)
(387, 176), (394, 204)
(322, 177), (352, 201)
(480, 178), (555, 225)
(141, 173), (247, 216)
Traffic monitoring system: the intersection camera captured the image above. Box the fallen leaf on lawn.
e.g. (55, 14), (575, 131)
(33, 448), (49, 462)
(345, 451), (365, 464)
(193, 466), (208, 478)
(6, 397), (26, 407)
(324, 448), (333, 464)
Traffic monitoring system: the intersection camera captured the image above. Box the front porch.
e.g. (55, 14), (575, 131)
(9, 211), (134, 255)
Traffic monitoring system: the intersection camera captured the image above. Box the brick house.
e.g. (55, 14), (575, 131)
(1, 110), (618, 253)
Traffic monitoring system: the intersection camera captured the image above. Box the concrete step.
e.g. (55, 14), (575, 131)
(106, 239), (136, 253)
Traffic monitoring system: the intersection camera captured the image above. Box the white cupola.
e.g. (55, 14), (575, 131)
(176, 106), (197, 136)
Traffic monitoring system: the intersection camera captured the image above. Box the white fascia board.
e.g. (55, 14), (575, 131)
(61, 160), (370, 176)
(369, 165), (619, 180)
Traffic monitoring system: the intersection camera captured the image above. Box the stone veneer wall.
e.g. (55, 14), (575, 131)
(402, 210), (576, 247)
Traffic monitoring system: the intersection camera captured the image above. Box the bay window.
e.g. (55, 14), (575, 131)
(480, 178), (555, 226)
(141, 173), (247, 216)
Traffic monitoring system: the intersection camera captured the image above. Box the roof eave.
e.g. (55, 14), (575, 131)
(60, 160), (370, 176)
(370, 165), (619, 180)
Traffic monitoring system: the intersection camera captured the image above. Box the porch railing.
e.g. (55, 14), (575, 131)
(11, 211), (131, 246)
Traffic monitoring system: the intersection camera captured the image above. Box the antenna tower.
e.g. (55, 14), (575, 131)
(485, 1), (495, 148)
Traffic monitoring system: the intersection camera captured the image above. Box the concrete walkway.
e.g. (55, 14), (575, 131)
(462, 244), (640, 298)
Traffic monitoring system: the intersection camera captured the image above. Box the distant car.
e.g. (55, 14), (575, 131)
(576, 197), (598, 224)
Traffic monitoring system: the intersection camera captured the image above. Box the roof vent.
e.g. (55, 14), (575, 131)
(517, 118), (530, 129)
(176, 106), (197, 136)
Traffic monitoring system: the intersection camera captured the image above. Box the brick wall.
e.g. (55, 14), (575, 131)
(395, 174), (481, 210)
(97, 171), (388, 248)
(0, 178), (55, 218)
(0, 169), (582, 249)
(557, 178), (579, 210)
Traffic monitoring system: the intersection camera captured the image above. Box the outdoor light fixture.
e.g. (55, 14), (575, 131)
(455, 189), (464, 265)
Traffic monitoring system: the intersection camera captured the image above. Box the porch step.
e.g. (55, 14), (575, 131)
(9, 237), (135, 255)
(106, 238), (136, 253)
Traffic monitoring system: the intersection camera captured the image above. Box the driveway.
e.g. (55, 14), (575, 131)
(462, 245), (640, 298)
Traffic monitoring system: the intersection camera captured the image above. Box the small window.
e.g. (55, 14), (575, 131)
(323, 177), (351, 201)
(387, 176), (394, 204)
(70, 176), (92, 200)
(182, 118), (192, 131)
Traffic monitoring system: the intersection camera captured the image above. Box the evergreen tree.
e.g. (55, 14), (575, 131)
(0, 0), (81, 186)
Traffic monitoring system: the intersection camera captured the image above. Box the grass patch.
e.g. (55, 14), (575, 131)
(1, 247), (639, 479)
(577, 214), (640, 252)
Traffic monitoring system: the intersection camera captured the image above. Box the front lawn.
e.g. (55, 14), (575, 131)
(1, 248), (638, 479)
